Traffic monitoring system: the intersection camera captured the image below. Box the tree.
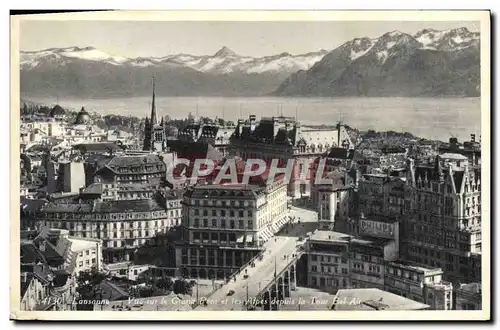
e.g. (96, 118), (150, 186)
(173, 279), (193, 295)
(157, 277), (174, 291)
(22, 103), (29, 116)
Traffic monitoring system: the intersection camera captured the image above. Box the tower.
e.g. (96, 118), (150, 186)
(143, 76), (166, 152)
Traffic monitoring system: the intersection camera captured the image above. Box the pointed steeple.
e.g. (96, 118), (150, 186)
(150, 75), (158, 126)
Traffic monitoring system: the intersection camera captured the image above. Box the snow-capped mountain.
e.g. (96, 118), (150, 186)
(20, 27), (479, 98)
(20, 45), (329, 97)
(274, 27), (480, 97)
(21, 46), (130, 69)
(21, 45), (328, 75)
(414, 27), (480, 51)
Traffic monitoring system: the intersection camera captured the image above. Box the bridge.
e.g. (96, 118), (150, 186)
(194, 206), (317, 311)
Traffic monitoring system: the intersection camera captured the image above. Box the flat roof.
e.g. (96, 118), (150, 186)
(350, 236), (393, 247)
(440, 153), (468, 160)
(333, 288), (429, 311)
(387, 260), (443, 274)
(309, 230), (351, 242)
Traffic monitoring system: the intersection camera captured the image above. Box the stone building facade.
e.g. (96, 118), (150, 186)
(34, 192), (182, 264)
(230, 116), (353, 198)
(402, 155), (482, 284)
(176, 176), (288, 279)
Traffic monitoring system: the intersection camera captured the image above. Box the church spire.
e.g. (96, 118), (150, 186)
(150, 75), (158, 126)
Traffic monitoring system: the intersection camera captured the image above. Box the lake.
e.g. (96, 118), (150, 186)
(29, 96), (481, 142)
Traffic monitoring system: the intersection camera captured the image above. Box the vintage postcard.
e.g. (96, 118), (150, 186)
(10, 10), (490, 321)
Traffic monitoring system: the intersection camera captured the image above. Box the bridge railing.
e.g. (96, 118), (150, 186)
(199, 246), (268, 303)
(257, 250), (305, 296)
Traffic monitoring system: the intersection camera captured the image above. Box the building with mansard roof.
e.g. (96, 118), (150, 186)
(34, 189), (182, 264)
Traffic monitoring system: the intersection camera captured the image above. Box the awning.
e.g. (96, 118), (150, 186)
(246, 234), (253, 243)
(236, 236), (245, 243)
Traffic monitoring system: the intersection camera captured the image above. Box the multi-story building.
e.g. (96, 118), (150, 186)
(176, 175), (288, 279)
(305, 229), (397, 292)
(349, 236), (398, 290)
(92, 154), (168, 189)
(306, 231), (351, 292)
(230, 116), (353, 198)
(402, 155), (481, 284)
(384, 260), (453, 310)
(34, 191), (182, 264)
(311, 170), (355, 231)
(55, 160), (86, 194)
(20, 238), (78, 311)
(175, 120), (234, 158)
(455, 283), (482, 310)
(439, 135), (481, 167)
(36, 227), (104, 275)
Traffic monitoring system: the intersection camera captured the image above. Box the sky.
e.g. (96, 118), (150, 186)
(20, 20), (480, 58)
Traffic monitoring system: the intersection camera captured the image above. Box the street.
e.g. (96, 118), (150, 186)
(194, 206), (318, 311)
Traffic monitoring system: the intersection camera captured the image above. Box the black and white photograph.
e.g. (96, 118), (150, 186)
(10, 10), (490, 321)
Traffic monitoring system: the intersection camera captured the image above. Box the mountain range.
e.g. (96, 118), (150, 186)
(274, 28), (480, 97)
(20, 27), (480, 98)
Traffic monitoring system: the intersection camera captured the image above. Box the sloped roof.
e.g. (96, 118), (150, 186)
(49, 105), (65, 117)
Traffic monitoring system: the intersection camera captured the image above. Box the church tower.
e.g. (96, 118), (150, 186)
(143, 76), (166, 152)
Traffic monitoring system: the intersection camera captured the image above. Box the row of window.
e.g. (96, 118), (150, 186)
(310, 255), (348, 264)
(193, 209), (252, 218)
(45, 218), (180, 231)
(191, 218), (253, 229)
(77, 258), (96, 268)
(77, 250), (96, 257)
(192, 199), (254, 208)
(41, 209), (178, 220)
(192, 231), (238, 243)
(310, 265), (349, 275)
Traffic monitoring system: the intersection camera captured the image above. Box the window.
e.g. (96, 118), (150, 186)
(212, 210), (217, 216)
(248, 210), (253, 217)
(311, 255), (317, 262)
(212, 219), (217, 227)
(238, 210), (244, 218)
(193, 232), (200, 240)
